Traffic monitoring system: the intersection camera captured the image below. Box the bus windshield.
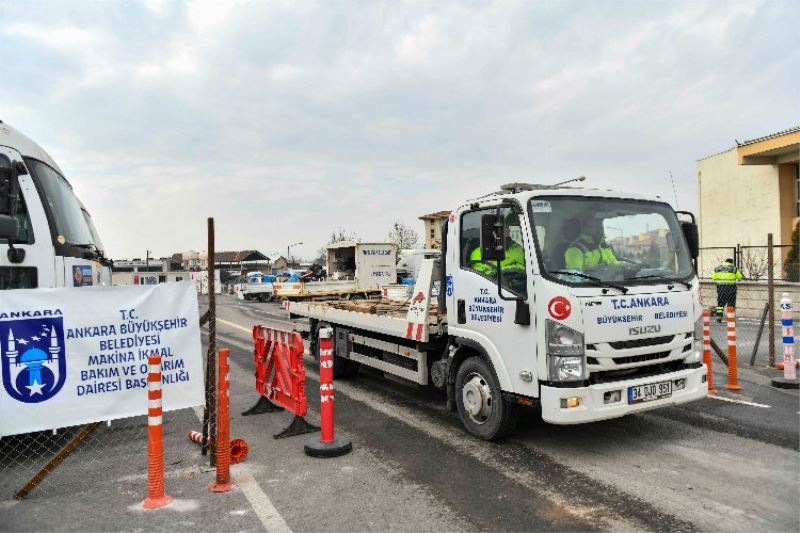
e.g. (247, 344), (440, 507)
(528, 196), (694, 287)
(25, 158), (95, 247)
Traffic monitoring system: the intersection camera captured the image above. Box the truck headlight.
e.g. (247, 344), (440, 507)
(549, 356), (585, 382)
(546, 320), (584, 356)
(686, 316), (703, 364)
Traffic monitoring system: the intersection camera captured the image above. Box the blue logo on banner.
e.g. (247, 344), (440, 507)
(1, 317), (66, 403)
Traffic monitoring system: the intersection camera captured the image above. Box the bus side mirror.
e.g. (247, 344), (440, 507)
(0, 164), (20, 241)
(480, 214), (505, 261)
(0, 215), (19, 241)
(680, 221), (699, 259)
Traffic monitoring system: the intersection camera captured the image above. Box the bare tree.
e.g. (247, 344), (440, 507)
(388, 221), (419, 250)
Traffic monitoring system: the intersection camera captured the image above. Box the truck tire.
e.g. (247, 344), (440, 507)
(310, 322), (359, 379)
(259, 293), (273, 303)
(455, 356), (518, 440)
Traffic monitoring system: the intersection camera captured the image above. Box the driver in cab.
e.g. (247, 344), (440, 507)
(563, 217), (618, 271)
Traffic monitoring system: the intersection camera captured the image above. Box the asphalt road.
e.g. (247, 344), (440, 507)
(211, 295), (799, 532)
(2, 294), (797, 532)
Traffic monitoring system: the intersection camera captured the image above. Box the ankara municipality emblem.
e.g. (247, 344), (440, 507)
(1, 316), (66, 403)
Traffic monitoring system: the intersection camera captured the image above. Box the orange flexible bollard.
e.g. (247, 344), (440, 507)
(702, 310), (716, 395)
(210, 348), (234, 492)
(142, 353), (172, 509)
(725, 307), (741, 391)
(187, 431), (249, 464)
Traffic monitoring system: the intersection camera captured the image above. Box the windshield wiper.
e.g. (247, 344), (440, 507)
(549, 270), (628, 294)
(627, 274), (692, 289)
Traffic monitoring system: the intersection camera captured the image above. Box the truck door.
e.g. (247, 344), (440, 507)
(0, 148), (56, 289)
(448, 205), (539, 398)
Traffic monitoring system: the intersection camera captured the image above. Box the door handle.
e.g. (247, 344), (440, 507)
(457, 299), (466, 324)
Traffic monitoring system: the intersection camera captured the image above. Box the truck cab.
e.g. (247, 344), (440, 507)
(0, 121), (111, 290)
(446, 183), (705, 432)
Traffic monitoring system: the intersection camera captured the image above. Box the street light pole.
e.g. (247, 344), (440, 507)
(287, 241), (303, 269)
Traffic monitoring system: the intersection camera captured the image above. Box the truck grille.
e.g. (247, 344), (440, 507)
(609, 336), (674, 350)
(612, 350), (671, 365)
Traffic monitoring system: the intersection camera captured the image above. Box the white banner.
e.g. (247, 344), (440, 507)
(0, 282), (204, 436)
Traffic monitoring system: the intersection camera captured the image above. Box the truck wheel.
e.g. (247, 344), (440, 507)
(455, 356), (518, 440)
(311, 322), (359, 379)
(259, 293), (273, 303)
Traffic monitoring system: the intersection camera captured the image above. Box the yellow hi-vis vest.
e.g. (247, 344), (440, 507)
(711, 262), (742, 285)
(470, 244), (526, 276)
(564, 235), (618, 270)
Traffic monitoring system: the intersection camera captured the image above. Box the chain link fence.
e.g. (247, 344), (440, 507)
(1, 310), (217, 501)
(699, 244), (796, 281)
(0, 408), (204, 501)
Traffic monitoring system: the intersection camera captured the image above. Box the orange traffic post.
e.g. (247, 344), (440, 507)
(702, 310), (716, 395)
(210, 348), (234, 492)
(725, 306), (742, 391)
(187, 430), (249, 464)
(142, 353), (172, 509)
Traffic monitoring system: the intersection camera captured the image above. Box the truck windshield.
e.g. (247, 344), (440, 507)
(81, 207), (106, 255)
(25, 158), (95, 246)
(528, 196), (693, 287)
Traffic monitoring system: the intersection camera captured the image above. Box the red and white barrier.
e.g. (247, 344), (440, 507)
(142, 353), (172, 509)
(781, 294), (797, 379)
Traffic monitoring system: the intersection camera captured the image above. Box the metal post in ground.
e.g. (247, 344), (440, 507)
(305, 327), (352, 458)
(202, 217), (217, 465)
(725, 307), (741, 391)
(767, 233), (776, 367)
(142, 353), (172, 509)
(772, 293), (800, 389)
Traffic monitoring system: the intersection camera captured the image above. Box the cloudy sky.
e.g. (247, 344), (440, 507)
(1, 0), (798, 260)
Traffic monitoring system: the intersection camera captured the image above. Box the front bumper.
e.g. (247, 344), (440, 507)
(540, 365), (707, 425)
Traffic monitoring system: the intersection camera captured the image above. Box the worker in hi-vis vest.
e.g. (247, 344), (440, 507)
(563, 217), (618, 270)
(711, 258), (742, 322)
(470, 240), (526, 276)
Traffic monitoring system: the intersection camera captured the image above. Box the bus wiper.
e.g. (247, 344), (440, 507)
(67, 242), (100, 260)
(549, 270), (628, 294)
(627, 274), (692, 289)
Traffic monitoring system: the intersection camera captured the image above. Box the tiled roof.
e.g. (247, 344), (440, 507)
(213, 250), (270, 263)
(419, 210), (451, 220)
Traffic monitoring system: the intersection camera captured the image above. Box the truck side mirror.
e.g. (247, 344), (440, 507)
(680, 221), (699, 259)
(480, 213), (505, 261)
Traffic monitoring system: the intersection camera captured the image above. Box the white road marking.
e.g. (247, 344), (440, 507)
(232, 464), (292, 533)
(189, 390), (291, 533)
(708, 395), (771, 408)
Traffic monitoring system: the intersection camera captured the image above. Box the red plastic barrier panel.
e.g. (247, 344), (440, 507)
(253, 326), (307, 416)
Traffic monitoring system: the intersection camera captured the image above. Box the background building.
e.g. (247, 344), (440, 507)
(697, 126), (799, 249)
(419, 211), (450, 249)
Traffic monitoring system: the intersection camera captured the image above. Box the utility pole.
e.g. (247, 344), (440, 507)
(287, 241), (303, 269)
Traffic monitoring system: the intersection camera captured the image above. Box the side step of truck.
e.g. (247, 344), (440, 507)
(341, 331), (429, 385)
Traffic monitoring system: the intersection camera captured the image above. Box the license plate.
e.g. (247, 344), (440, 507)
(628, 380), (672, 404)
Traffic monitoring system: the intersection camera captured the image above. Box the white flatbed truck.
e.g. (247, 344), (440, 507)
(290, 183), (708, 440)
(1, 121), (112, 290)
(274, 241), (397, 301)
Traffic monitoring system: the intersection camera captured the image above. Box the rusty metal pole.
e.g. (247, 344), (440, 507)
(768, 233), (776, 367)
(202, 218), (217, 465)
